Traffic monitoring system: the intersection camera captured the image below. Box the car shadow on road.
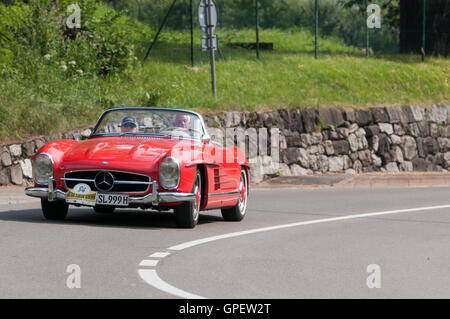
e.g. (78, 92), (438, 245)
(0, 207), (224, 230)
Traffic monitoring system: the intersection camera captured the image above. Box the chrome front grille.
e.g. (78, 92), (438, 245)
(63, 170), (151, 193)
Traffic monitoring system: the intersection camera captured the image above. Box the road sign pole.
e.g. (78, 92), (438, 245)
(207, 0), (217, 98)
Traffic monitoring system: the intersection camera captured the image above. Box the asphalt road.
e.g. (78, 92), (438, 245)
(0, 185), (450, 299)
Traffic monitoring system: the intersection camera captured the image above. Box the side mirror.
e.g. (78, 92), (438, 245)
(81, 128), (94, 140)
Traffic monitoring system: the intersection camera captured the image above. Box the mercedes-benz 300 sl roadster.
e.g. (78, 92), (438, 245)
(25, 107), (250, 228)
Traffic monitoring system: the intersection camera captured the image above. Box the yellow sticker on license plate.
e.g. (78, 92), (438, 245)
(66, 190), (97, 206)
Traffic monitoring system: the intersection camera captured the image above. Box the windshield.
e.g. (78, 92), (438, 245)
(92, 109), (205, 139)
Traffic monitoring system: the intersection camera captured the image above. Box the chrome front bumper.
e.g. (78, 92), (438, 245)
(25, 180), (195, 206)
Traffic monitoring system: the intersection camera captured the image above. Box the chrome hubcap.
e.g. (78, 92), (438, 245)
(238, 171), (248, 214)
(193, 176), (201, 221)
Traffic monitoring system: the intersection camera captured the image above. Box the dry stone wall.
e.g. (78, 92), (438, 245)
(0, 104), (449, 186)
(203, 104), (450, 183)
(0, 129), (92, 186)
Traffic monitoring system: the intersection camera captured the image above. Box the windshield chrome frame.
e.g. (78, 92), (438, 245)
(90, 107), (210, 141)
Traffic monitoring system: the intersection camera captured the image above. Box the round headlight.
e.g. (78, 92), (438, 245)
(159, 157), (180, 189)
(33, 153), (54, 185)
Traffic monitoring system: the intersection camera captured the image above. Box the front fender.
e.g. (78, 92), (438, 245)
(32, 140), (79, 186)
(34, 140), (79, 163)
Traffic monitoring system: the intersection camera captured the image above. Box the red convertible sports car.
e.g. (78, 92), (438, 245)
(25, 107), (250, 228)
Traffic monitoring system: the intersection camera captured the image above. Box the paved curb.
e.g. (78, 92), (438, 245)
(253, 173), (450, 189)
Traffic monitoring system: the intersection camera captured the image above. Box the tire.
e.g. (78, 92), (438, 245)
(41, 199), (69, 220)
(93, 205), (115, 214)
(174, 169), (202, 228)
(221, 168), (248, 222)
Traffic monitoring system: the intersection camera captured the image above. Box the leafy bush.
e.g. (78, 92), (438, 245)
(0, 2), (30, 66)
(0, 0), (137, 77)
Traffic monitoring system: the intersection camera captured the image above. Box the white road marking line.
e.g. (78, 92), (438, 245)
(138, 204), (450, 299)
(138, 269), (206, 299)
(168, 205), (450, 251)
(149, 252), (171, 258)
(139, 259), (159, 267)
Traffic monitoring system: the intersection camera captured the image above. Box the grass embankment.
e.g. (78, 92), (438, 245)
(0, 14), (449, 143)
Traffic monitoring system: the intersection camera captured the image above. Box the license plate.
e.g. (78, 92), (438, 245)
(96, 193), (129, 206)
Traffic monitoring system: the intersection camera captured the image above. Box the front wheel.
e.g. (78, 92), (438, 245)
(221, 168), (248, 222)
(41, 199), (69, 220)
(174, 170), (202, 228)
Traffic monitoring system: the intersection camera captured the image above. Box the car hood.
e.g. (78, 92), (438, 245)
(62, 136), (188, 164)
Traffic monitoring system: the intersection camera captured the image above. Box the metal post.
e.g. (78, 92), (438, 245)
(217, 37), (226, 61)
(207, 0), (217, 97)
(365, 0), (369, 57)
(315, 0), (318, 60)
(422, 0), (426, 62)
(190, 0), (194, 67)
(255, 0), (260, 59)
(143, 0), (178, 64)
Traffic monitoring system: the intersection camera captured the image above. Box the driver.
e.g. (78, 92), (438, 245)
(120, 116), (138, 133)
(173, 114), (191, 129)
